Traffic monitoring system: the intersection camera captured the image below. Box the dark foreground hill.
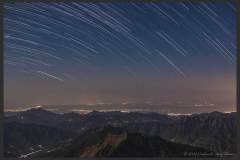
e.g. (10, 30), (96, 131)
(4, 108), (236, 157)
(4, 122), (76, 157)
(6, 125), (216, 158)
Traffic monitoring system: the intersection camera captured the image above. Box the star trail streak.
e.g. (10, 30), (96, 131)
(36, 71), (64, 82)
(4, 1), (236, 111)
(156, 50), (186, 77)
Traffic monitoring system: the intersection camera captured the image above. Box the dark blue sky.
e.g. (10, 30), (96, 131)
(4, 1), (236, 111)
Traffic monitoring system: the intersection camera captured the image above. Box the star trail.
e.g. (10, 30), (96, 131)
(4, 1), (236, 112)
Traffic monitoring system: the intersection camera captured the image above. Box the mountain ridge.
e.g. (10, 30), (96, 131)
(4, 108), (237, 157)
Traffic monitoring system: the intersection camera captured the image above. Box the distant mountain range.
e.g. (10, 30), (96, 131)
(4, 108), (236, 158)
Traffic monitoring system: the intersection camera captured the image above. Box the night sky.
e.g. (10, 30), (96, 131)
(4, 1), (236, 112)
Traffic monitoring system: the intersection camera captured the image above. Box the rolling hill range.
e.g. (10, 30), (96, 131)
(4, 108), (236, 157)
(30, 126), (216, 158)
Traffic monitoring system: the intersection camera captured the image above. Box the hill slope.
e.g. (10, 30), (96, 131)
(32, 127), (215, 158)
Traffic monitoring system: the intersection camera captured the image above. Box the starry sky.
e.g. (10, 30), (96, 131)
(4, 1), (237, 111)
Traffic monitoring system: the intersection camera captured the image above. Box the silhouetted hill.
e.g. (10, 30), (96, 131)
(4, 108), (236, 157)
(5, 108), (62, 128)
(30, 126), (215, 158)
(4, 122), (76, 157)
